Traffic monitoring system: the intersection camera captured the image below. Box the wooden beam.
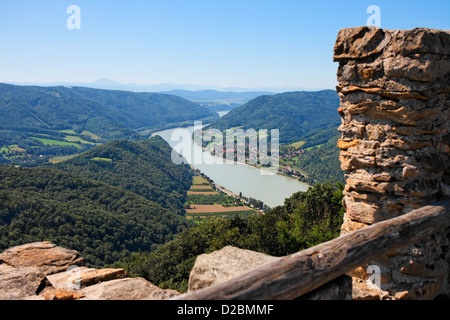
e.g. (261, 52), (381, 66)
(172, 200), (450, 300)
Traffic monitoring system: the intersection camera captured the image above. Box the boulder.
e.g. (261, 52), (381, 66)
(188, 246), (279, 292)
(0, 241), (84, 275)
(0, 264), (46, 300)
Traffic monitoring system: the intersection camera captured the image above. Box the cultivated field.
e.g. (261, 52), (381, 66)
(185, 174), (256, 221)
(186, 204), (254, 213)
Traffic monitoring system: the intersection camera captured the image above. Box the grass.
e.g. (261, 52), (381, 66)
(59, 129), (77, 135)
(186, 210), (256, 220)
(185, 204), (254, 213)
(32, 137), (81, 148)
(49, 154), (78, 164)
(91, 157), (113, 162)
(81, 131), (102, 141)
(290, 141), (306, 149)
(305, 143), (325, 151)
(64, 135), (97, 145)
(189, 187), (215, 192)
(193, 176), (209, 185)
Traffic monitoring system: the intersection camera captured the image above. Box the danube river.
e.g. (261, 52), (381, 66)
(154, 125), (309, 208)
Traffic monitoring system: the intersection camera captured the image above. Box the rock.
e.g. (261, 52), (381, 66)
(343, 197), (382, 224)
(78, 278), (180, 300)
(188, 246), (279, 292)
(46, 267), (127, 290)
(337, 139), (360, 150)
(40, 287), (85, 300)
(0, 242), (84, 275)
(352, 278), (390, 300)
(333, 27), (391, 61)
(0, 264), (46, 300)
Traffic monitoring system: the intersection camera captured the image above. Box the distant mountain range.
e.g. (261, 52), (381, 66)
(8, 79), (325, 95)
(156, 89), (276, 102)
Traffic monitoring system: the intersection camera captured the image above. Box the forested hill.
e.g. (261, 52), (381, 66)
(0, 164), (191, 267)
(206, 90), (340, 145)
(56, 136), (193, 214)
(0, 83), (218, 139)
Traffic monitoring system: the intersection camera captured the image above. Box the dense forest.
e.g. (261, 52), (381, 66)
(0, 164), (192, 267)
(57, 136), (193, 214)
(117, 182), (345, 292)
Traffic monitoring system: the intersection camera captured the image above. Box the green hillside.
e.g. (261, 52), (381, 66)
(57, 136), (193, 214)
(0, 164), (191, 267)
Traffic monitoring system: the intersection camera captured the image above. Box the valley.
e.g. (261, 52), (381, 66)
(0, 83), (345, 291)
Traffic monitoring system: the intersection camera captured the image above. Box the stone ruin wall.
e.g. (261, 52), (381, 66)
(334, 26), (450, 299)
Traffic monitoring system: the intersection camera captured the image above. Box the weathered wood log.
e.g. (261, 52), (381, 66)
(172, 200), (450, 300)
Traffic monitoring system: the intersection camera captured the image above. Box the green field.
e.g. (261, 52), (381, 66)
(290, 141), (306, 148)
(59, 129), (77, 135)
(91, 157), (113, 162)
(64, 135), (97, 145)
(81, 131), (102, 141)
(32, 137), (81, 148)
(192, 176), (209, 185)
(187, 210), (255, 219)
(49, 154), (79, 164)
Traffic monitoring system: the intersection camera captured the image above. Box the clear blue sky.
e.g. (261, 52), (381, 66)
(0, 0), (449, 90)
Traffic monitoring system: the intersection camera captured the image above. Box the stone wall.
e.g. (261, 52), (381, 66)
(334, 27), (450, 299)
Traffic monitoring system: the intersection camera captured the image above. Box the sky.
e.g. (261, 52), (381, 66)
(0, 0), (449, 91)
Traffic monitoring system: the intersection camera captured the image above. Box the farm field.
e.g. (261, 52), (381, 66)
(186, 205), (254, 213)
(185, 174), (257, 221)
(49, 154), (79, 164)
(64, 135), (97, 145)
(32, 137), (82, 148)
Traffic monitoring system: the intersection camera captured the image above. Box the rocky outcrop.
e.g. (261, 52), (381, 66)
(0, 241), (84, 275)
(334, 27), (450, 299)
(0, 242), (179, 300)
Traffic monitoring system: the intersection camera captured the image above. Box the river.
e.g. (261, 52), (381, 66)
(153, 123), (310, 208)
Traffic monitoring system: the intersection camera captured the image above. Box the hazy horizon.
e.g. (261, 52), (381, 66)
(1, 0), (449, 90)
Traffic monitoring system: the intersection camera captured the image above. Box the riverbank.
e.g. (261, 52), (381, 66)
(154, 125), (310, 208)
